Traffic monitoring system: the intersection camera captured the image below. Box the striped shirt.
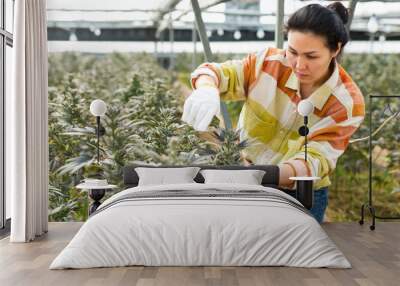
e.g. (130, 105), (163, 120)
(190, 47), (365, 190)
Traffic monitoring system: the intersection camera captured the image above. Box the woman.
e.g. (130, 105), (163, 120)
(181, 2), (365, 223)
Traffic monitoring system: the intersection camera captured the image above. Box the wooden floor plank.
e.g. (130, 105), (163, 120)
(0, 222), (399, 286)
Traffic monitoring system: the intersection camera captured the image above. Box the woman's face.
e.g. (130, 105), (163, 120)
(286, 30), (340, 87)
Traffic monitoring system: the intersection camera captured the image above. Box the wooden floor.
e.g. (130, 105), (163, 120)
(0, 222), (399, 286)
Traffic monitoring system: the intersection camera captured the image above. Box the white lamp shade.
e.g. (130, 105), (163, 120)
(297, 100), (314, 116)
(90, 99), (107, 116)
(233, 30), (241, 40)
(367, 15), (379, 34)
(256, 28), (265, 39)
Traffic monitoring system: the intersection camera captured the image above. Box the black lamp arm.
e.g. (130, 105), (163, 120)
(298, 116), (309, 163)
(96, 116), (100, 164)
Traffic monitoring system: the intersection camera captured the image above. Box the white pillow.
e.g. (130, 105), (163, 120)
(135, 167), (201, 186)
(200, 169), (266, 185)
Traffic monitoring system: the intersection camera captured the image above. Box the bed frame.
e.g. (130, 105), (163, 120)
(122, 164), (314, 209)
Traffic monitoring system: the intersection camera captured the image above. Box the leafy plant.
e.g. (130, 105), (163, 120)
(49, 52), (244, 221)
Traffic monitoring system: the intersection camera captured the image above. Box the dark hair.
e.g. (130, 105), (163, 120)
(285, 2), (349, 57)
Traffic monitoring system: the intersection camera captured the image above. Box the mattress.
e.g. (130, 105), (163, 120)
(50, 183), (350, 269)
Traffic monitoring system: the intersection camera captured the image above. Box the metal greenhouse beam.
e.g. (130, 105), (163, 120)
(275, 0), (284, 48)
(190, 0), (232, 131)
(153, 0), (182, 28)
(346, 0), (359, 32)
(173, 0), (230, 22)
(156, 0), (229, 39)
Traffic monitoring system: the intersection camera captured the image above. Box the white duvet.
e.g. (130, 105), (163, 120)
(50, 183), (351, 269)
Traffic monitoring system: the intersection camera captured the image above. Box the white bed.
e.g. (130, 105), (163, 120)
(50, 183), (351, 269)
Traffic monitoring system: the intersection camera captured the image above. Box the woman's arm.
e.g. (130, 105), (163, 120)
(195, 75), (218, 89)
(279, 163), (297, 188)
(190, 49), (269, 101)
(243, 157), (296, 188)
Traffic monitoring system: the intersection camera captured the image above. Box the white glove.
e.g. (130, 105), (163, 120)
(181, 86), (220, 131)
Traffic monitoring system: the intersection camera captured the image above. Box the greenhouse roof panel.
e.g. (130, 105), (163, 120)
(47, 0), (400, 30)
(47, 0), (227, 23)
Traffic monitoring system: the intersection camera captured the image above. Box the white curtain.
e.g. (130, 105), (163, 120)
(7, 0), (49, 242)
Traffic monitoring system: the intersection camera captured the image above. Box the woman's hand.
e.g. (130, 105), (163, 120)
(181, 86), (220, 131)
(279, 163), (296, 189)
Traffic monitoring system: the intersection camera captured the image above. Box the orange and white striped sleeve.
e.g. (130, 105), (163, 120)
(190, 48), (269, 102)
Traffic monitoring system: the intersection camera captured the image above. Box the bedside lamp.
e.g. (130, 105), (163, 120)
(90, 99), (107, 163)
(289, 99), (320, 210)
(78, 99), (109, 216)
